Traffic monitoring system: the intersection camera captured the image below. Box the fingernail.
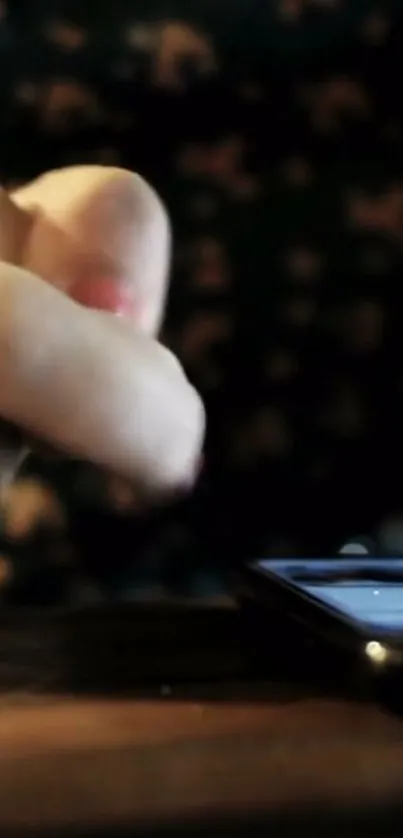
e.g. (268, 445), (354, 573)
(70, 276), (135, 317)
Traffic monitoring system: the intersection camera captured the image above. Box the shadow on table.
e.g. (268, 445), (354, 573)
(0, 603), (384, 706)
(9, 804), (403, 838)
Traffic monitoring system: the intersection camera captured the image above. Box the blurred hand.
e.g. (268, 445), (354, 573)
(0, 166), (204, 497)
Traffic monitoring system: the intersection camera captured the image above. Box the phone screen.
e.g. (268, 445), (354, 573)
(256, 559), (403, 632)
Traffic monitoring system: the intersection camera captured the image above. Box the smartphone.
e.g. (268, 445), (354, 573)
(239, 558), (403, 676)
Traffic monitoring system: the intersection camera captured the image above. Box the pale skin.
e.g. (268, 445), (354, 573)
(0, 166), (205, 497)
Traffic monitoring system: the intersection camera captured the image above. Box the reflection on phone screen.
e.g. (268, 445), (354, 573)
(257, 559), (403, 631)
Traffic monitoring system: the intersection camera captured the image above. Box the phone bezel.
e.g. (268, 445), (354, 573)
(241, 559), (403, 665)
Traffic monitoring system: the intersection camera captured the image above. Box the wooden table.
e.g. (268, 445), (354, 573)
(1, 689), (403, 835)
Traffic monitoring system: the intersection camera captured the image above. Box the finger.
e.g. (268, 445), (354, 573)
(0, 168), (172, 486)
(0, 187), (32, 265)
(12, 166), (171, 335)
(0, 190), (33, 485)
(0, 262), (204, 496)
(0, 422), (29, 498)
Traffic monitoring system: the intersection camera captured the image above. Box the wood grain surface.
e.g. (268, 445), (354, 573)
(0, 692), (402, 832)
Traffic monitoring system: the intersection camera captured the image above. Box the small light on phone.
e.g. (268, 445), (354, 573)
(365, 640), (389, 665)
